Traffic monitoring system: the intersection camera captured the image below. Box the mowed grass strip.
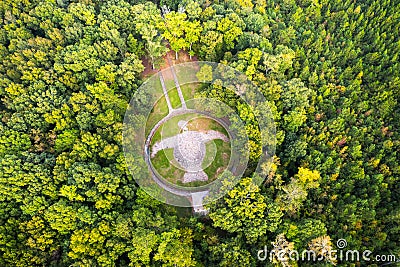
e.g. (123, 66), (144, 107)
(167, 88), (182, 109)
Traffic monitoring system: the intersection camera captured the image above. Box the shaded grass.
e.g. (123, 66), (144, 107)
(175, 65), (199, 85)
(181, 83), (196, 100)
(180, 82), (208, 109)
(145, 78), (168, 136)
(186, 117), (228, 136)
(203, 139), (231, 181)
(151, 148), (184, 184)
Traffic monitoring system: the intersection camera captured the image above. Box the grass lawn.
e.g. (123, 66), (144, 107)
(146, 82), (209, 135)
(145, 78), (168, 136)
(181, 83), (196, 100)
(150, 113), (197, 144)
(203, 139), (231, 181)
(186, 117), (228, 136)
(146, 77), (232, 187)
(150, 115), (231, 187)
(151, 148), (184, 184)
(175, 65), (199, 85)
(167, 88), (182, 109)
(145, 96), (168, 136)
(180, 82), (208, 109)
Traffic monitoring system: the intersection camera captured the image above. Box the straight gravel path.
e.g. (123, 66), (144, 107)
(166, 55), (187, 109)
(159, 72), (173, 113)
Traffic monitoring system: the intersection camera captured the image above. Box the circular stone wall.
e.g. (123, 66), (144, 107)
(123, 62), (276, 208)
(149, 113), (232, 188)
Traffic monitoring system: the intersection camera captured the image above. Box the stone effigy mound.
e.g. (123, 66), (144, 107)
(151, 129), (229, 183)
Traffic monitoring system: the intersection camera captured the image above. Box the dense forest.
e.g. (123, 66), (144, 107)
(0, 0), (399, 266)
